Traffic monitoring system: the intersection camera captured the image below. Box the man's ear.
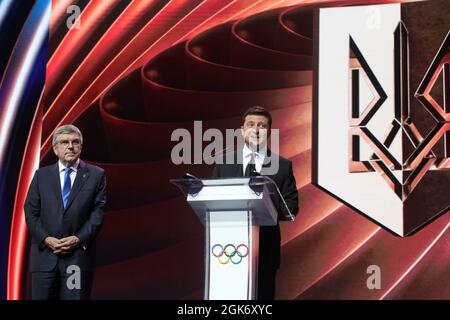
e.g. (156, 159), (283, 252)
(53, 145), (58, 156)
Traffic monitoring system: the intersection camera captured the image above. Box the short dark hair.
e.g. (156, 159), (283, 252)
(242, 106), (272, 128)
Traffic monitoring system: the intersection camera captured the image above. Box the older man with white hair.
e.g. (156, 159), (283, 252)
(24, 124), (106, 300)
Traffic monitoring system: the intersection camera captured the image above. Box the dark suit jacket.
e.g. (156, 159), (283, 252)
(24, 160), (106, 272)
(212, 150), (299, 270)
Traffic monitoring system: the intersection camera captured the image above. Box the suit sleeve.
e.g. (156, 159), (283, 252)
(24, 170), (49, 249)
(212, 163), (221, 178)
(75, 171), (107, 250)
(281, 160), (299, 219)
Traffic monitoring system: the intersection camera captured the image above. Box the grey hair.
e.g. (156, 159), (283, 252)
(52, 124), (83, 146)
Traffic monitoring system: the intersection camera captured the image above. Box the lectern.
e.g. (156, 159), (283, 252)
(171, 175), (294, 300)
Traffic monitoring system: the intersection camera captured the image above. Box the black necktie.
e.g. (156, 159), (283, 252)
(245, 153), (256, 176)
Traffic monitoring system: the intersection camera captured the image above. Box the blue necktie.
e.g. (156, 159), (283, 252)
(62, 168), (72, 208)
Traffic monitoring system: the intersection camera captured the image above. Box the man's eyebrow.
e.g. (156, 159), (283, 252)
(60, 139), (80, 142)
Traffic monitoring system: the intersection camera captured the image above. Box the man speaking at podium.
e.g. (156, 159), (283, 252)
(212, 106), (299, 299)
(24, 125), (106, 300)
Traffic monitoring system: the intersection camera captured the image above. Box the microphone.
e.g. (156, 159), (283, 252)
(182, 172), (198, 180)
(249, 169), (260, 177)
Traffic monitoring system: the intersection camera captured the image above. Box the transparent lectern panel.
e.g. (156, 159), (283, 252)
(170, 175), (294, 221)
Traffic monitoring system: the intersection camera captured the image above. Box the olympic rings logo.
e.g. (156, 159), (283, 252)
(211, 244), (249, 265)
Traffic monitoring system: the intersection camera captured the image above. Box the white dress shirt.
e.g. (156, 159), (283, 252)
(58, 158), (79, 190)
(242, 144), (266, 175)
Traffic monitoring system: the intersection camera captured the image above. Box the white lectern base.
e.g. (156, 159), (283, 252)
(205, 210), (259, 300)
